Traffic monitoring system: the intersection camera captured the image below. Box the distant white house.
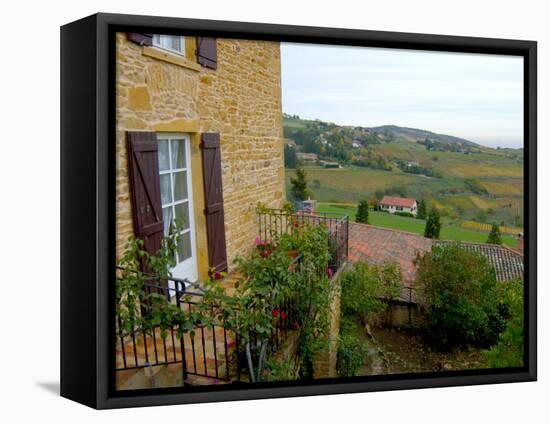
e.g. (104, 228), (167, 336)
(352, 140), (362, 148)
(379, 195), (418, 216)
(296, 152), (318, 162)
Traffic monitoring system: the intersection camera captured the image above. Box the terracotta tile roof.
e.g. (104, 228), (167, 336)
(348, 223), (432, 286)
(433, 241), (524, 282)
(380, 195), (417, 208)
(348, 223), (524, 303)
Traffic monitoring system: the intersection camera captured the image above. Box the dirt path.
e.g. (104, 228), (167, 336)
(359, 326), (487, 376)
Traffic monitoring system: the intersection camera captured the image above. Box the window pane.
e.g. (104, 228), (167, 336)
(170, 36), (182, 52)
(158, 141), (170, 171)
(162, 207), (173, 237)
(152, 34), (161, 46)
(160, 174), (172, 205)
(173, 171), (188, 202)
(174, 202), (190, 230)
(171, 139), (186, 169)
(177, 231), (192, 262)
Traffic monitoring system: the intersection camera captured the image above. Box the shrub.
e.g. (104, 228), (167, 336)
(264, 359), (299, 382)
(337, 317), (368, 377)
(483, 279), (524, 368)
(341, 261), (402, 321)
(415, 243), (505, 349)
(356, 200), (370, 224)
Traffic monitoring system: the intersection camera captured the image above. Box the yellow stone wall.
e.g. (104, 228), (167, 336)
(116, 33), (285, 279)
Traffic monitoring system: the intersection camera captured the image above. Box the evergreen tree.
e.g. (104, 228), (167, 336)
(290, 165), (309, 201)
(284, 144), (298, 168)
(487, 223), (503, 245)
(417, 199), (427, 220)
(356, 200), (370, 224)
(424, 208), (441, 239)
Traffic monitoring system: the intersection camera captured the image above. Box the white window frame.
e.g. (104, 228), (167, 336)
(152, 34), (186, 56)
(157, 133), (198, 284)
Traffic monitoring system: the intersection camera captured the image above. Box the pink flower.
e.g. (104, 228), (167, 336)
(326, 268), (334, 278)
(255, 236), (262, 245)
(272, 309), (279, 317)
(281, 311), (287, 320)
(214, 271), (222, 280)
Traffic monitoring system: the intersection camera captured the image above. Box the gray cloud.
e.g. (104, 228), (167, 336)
(281, 43), (523, 148)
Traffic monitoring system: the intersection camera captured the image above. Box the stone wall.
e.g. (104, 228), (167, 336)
(312, 272), (343, 379)
(116, 33), (285, 278)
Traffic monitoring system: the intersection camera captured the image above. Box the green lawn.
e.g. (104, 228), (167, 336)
(316, 202), (518, 248)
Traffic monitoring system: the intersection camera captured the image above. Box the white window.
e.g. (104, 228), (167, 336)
(157, 134), (198, 283)
(152, 34), (185, 56)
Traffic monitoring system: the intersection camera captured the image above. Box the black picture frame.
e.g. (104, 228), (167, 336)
(61, 12), (537, 409)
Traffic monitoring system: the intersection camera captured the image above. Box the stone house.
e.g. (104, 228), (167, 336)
(116, 33), (285, 283)
(115, 33), (346, 390)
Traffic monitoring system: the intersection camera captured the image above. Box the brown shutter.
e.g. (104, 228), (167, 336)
(196, 37), (218, 69)
(127, 33), (153, 46)
(127, 132), (164, 269)
(201, 133), (228, 272)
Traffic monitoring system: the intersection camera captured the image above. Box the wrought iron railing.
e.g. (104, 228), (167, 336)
(257, 209), (349, 273)
(115, 255), (304, 384)
(115, 274), (237, 382)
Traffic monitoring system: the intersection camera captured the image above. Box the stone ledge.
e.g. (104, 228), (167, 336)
(142, 46), (201, 72)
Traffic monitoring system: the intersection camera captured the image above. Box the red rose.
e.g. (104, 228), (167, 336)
(271, 309), (279, 317)
(214, 271), (222, 280)
(294, 221), (299, 228)
(281, 311), (287, 320)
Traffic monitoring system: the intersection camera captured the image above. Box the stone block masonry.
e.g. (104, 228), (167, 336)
(116, 33), (285, 279)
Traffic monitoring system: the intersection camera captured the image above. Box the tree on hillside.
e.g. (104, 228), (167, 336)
(368, 196), (379, 211)
(417, 199), (427, 220)
(424, 208), (441, 239)
(290, 165), (310, 202)
(487, 223), (503, 245)
(356, 200), (370, 224)
(284, 144), (298, 168)
(374, 190), (384, 201)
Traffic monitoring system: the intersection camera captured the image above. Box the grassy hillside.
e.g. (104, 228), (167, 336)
(283, 115), (524, 245)
(315, 202), (518, 248)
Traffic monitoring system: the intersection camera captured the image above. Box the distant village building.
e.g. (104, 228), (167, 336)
(286, 139), (296, 148)
(319, 160), (341, 169)
(379, 195), (418, 216)
(301, 198), (317, 213)
(296, 152), (318, 162)
(352, 140), (362, 148)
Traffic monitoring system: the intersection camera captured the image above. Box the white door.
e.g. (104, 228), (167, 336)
(157, 134), (198, 285)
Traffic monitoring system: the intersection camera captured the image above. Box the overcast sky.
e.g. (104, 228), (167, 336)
(281, 43), (523, 148)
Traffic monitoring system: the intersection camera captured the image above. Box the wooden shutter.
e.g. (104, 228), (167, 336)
(201, 133), (228, 272)
(127, 33), (153, 46)
(127, 132), (164, 269)
(196, 37), (218, 70)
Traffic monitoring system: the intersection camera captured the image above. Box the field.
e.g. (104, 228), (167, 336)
(286, 137), (524, 227)
(285, 165), (458, 203)
(315, 202), (519, 248)
(284, 117), (523, 248)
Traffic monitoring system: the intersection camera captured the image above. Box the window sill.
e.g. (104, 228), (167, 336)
(142, 47), (201, 72)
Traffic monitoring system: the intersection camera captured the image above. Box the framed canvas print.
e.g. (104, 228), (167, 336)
(60, 13), (537, 409)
